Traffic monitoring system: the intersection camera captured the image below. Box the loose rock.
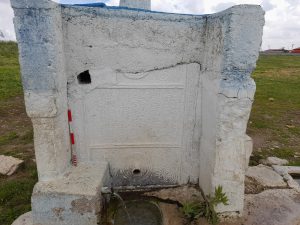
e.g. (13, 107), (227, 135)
(246, 164), (287, 188)
(242, 189), (300, 225)
(260, 156), (288, 166)
(273, 166), (300, 192)
(193, 189), (300, 225)
(0, 155), (24, 175)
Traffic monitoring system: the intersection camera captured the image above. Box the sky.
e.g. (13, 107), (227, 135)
(0, 0), (300, 50)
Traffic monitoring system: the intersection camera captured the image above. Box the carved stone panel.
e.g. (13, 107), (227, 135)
(68, 63), (201, 185)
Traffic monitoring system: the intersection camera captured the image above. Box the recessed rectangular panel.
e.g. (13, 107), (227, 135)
(84, 88), (185, 148)
(68, 63), (201, 185)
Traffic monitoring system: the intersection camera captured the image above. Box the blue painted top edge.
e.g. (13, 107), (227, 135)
(73, 3), (107, 7)
(62, 2), (206, 16)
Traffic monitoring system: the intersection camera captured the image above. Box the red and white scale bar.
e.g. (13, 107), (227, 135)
(68, 109), (78, 166)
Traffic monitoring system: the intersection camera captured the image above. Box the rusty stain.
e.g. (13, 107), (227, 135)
(71, 197), (96, 214)
(52, 207), (65, 221)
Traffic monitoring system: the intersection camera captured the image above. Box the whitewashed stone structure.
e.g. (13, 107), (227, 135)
(11, 0), (264, 224)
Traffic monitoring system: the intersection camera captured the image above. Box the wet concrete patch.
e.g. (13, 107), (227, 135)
(114, 200), (162, 225)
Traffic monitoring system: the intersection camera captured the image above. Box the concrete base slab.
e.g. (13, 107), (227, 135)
(31, 163), (109, 225)
(12, 212), (33, 225)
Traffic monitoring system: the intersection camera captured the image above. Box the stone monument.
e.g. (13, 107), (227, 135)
(10, 0), (264, 224)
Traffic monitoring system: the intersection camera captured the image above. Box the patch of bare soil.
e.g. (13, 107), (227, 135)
(0, 96), (31, 135)
(0, 95), (34, 161)
(249, 129), (272, 150)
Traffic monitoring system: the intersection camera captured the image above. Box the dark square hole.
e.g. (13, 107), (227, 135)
(77, 70), (91, 84)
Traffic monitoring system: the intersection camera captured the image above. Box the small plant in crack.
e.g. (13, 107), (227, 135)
(181, 186), (229, 225)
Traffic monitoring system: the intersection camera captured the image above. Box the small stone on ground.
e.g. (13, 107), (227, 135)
(0, 155), (24, 175)
(260, 156), (288, 166)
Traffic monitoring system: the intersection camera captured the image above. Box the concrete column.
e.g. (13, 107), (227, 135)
(119, 0), (151, 10)
(199, 5), (264, 213)
(11, 0), (71, 181)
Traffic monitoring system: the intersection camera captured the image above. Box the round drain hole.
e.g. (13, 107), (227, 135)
(133, 169), (141, 175)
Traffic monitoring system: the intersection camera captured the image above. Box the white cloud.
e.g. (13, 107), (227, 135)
(286, 0), (300, 7)
(212, 2), (236, 12)
(0, 0), (16, 40)
(2, 0), (300, 50)
(261, 0), (276, 11)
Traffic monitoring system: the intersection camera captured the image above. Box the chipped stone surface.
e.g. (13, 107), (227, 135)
(11, 0), (264, 220)
(273, 166), (300, 192)
(31, 163), (109, 225)
(12, 212), (32, 225)
(244, 176), (264, 194)
(144, 186), (203, 204)
(246, 165), (287, 188)
(0, 155), (23, 176)
(71, 197), (96, 214)
(260, 156), (288, 166)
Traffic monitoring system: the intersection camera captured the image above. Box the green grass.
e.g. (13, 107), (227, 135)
(0, 41), (37, 225)
(248, 54), (300, 166)
(0, 41), (22, 100)
(0, 163), (37, 225)
(288, 161), (300, 167)
(0, 132), (18, 146)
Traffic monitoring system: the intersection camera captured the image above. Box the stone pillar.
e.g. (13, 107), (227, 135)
(119, 0), (151, 10)
(199, 5), (265, 213)
(11, 0), (71, 181)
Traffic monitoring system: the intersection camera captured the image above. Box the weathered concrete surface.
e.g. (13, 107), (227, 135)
(63, 3), (263, 213)
(12, 212), (32, 225)
(246, 164), (287, 188)
(31, 163), (109, 225)
(15, 188), (300, 225)
(11, 0), (70, 182)
(0, 155), (23, 175)
(11, 0), (264, 218)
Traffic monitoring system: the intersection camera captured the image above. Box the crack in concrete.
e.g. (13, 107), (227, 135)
(218, 92), (253, 101)
(116, 61), (201, 74)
